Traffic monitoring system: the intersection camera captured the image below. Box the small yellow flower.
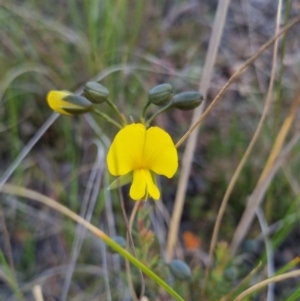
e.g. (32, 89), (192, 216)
(47, 90), (92, 115)
(107, 123), (178, 200)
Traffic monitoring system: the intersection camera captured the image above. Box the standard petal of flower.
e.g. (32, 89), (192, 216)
(47, 91), (73, 115)
(107, 124), (146, 176)
(143, 127), (178, 178)
(130, 169), (147, 200)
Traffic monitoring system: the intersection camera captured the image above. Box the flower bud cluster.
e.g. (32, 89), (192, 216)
(47, 81), (203, 128)
(148, 83), (203, 111)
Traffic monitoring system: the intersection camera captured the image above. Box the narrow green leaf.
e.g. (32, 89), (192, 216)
(108, 173), (132, 190)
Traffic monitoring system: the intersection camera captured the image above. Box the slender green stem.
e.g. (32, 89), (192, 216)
(142, 101), (151, 119)
(0, 251), (25, 301)
(92, 108), (122, 129)
(0, 184), (184, 301)
(145, 104), (171, 127)
(106, 98), (127, 125)
(102, 235), (184, 301)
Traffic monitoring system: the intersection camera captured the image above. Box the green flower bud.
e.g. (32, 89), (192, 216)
(107, 235), (126, 254)
(61, 94), (93, 115)
(224, 267), (238, 281)
(171, 91), (203, 111)
(169, 259), (192, 281)
(242, 240), (259, 253)
(83, 81), (109, 104)
(148, 83), (173, 106)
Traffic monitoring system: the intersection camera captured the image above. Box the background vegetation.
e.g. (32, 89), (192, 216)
(1, 0), (300, 300)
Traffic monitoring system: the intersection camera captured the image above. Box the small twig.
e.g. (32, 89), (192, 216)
(219, 261), (262, 301)
(119, 190), (145, 301)
(119, 191), (139, 301)
(104, 173), (124, 299)
(99, 222), (112, 301)
(0, 113), (59, 190)
(175, 15), (300, 148)
(233, 270), (300, 301)
(60, 144), (104, 301)
(128, 201), (146, 299)
(166, 0), (231, 264)
(231, 91), (300, 255)
(202, 7), (294, 291)
(231, 129), (300, 255)
(0, 184), (184, 301)
(32, 285), (45, 301)
(256, 207), (275, 301)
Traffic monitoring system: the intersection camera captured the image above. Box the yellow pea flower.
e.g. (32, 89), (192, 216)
(47, 90), (93, 115)
(107, 123), (178, 201)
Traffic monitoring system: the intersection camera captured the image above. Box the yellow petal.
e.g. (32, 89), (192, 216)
(107, 124), (146, 176)
(130, 169), (160, 200)
(144, 169), (160, 200)
(130, 169), (147, 200)
(143, 127), (178, 178)
(47, 90), (85, 115)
